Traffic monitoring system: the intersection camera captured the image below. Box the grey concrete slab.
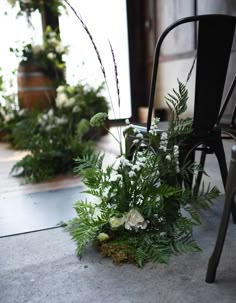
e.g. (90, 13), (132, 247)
(0, 186), (85, 237)
(1, 196), (236, 303)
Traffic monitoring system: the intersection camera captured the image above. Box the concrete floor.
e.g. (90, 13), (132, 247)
(0, 136), (236, 303)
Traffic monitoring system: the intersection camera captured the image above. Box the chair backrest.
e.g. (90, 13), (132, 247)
(147, 15), (236, 135)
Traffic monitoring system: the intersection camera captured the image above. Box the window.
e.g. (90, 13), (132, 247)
(59, 0), (132, 120)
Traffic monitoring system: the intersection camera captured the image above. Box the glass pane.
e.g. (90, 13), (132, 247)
(156, 0), (195, 55)
(0, 2), (42, 98)
(59, 0), (132, 120)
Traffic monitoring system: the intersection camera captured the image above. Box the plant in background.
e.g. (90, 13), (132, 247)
(66, 81), (220, 266)
(11, 26), (68, 83)
(7, 0), (66, 17)
(0, 68), (26, 140)
(10, 81), (109, 182)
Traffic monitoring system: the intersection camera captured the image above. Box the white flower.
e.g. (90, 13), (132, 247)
(109, 174), (122, 182)
(48, 37), (58, 45)
(48, 109), (54, 117)
(159, 145), (167, 152)
(119, 155), (130, 167)
(109, 216), (125, 229)
(128, 171), (136, 178)
(165, 154), (171, 161)
(18, 109), (26, 116)
(72, 105), (80, 113)
(56, 116), (68, 125)
(161, 132), (168, 140)
(124, 209), (147, 231)
(97, 233), (109, 242)
(132, 164), (141, 171)
(55, 43), (66, 54)
(48, 32), (57, 38)
(55, 93), (68, 108)
(103, 187), (111, 198)
(125, 118), (130, 124)
(136, 133), (143, 139)
(4, 113), (14, 122)
(56, 86), (65, 93)
(66, 97), (76, 108)
(47, 52), (56, 60)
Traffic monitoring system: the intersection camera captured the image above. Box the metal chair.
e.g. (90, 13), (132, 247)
(134, 14), (236, 221)
(206, 145), (236, 283)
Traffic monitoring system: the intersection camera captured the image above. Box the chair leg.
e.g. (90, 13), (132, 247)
(206, 145), (236, 283)
(213, 140), (236, 224)
(193, 146), (207, 195)
(205, 192), (234, 282)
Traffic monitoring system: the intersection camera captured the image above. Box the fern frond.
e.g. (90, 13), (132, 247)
(165, 79), (189, 121)
(171, 235), (200, 255)
(66, 217), (99, 255)
(74, 152), (105, 175)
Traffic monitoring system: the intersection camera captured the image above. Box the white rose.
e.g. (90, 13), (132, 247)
(55, 93), (68, 108)
(124, 209), (147, 231)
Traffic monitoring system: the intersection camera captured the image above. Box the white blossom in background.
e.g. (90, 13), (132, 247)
(55, 43), (65, 54)
(47, 52), (56, 60)
(4, 113), (14, 122)
(55, 92), (68, 108)
(72, 105), (80, 113)
(56, 86), (65, 93)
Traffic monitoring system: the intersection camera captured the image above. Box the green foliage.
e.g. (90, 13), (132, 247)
(66, 80), (220, 266)
(10, 26), (68, 83)
(8, 0), (66, 16)
(1, 79), (109, 183)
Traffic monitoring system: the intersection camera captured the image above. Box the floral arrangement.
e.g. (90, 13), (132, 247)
(65, 81), (219, 266)
(7, 81), (109, 182)
(57, 1), (220, 266)
(7, 0), (65, 16)
(11, 26), (68, 82)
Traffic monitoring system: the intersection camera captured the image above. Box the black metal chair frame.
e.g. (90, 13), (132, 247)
(143, 14), (236, 220)
(206, 145), (236, 283)
(129, 14), (236, 283)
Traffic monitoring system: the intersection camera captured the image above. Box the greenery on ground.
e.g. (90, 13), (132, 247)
(0, 79), (109, 183)
(66, 81), (220, 266)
